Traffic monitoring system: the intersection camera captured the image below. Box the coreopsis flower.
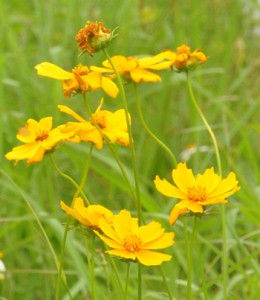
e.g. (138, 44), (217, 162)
(35, 62), (119, 98)
(75, 21), (117, 55)
(162, 44), (208, 72)
(5, 117), (75, 164)
(90, 53), (173, 83)
(94, 209), (174, 266)
(58, 99), (131, 149)
(154, 162), (240, 225)
(61, 197), (113, 229)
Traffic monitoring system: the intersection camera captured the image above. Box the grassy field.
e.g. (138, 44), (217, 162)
(1, 0), (260, 299)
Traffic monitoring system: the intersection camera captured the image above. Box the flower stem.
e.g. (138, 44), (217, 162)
(125, 262), (130, 300)
(186, 216), (197, 300)
(138, 262), (142, 300)
(186, 72), (227, 299)
(49, 154), (89, 203)
(103, 49), (143, 224)
(159, 265), (174, 300)
(83, 95), (137, 207)
(134, 83), (177, 167)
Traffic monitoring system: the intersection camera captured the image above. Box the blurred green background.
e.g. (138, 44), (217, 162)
(1, 0), (259, 299)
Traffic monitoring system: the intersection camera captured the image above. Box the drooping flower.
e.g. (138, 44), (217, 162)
(5, 117), (75, 164)
(162, 44), (208, 72)
(58, 99), (131, 149)
(61, 197), (114, 229)
(94, 209), (174, 266)
(75, 21), (117, 55)
(90, 53), (173, 83)
(154, 162), (240, 225)
(35, 62), (119, 98)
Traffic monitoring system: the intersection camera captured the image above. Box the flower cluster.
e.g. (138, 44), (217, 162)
(5, 20), (240, 273)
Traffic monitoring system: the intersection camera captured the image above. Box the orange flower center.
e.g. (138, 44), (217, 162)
(91, 113), (106, 129)
(187, 185), (207, 202)
(35, 130), (49, 141)
(72, 65), (89, 76)
(123, 234), (141, 252)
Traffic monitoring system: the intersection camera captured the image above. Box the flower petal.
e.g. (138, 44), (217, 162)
(130, 68), (161, 83)
(136, 249), (172, 266)
(154, 176), (186, 199)
(101, 76), (119, 98)
(169, 205), (188, 225)
(172, 162), (196, 193)
(35, 62), (73, 80)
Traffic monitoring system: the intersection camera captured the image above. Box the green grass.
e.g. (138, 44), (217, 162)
(1, 0), (260, 299)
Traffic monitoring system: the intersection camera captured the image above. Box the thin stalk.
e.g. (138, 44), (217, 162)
(185, 72), (222, 175)
(82, 95), (138, 208)
(138, 263), (142, 300)
(106, 254), (125, 296)
(159, 265), (174, 300)
(49, 155), (89, 203)
(134, 83), (177, 167)
(125, 262), (130, 300)
(103, 49), (143, 225)
(186, 72), (227, 299)
(187, 216), (197, 300)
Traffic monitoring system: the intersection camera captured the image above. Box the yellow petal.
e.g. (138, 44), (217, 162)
(58, 105), (87, 123)
(94, 230), (123, 249)
(209, 172), (239, 199)
(101, 76), (119, 98)
(136, 249), (172, 266)
(139, 221), (165, 243)
(143, 231), (175, 250)
(113, 210), (139, 239)
(35, 62), (73, 80)
(154, 175), (186, 198)
(172, 163), (196, 193)
(105, 249), (136, 260)
(196, 167), (221, 193)
(177, 200), (203, 213)
(130, 68), (161, 83)
(169, 205), (188, 225)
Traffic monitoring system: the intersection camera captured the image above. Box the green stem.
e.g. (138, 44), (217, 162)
(134, 83), (177, 167)
(185, 72), (222, 175)
(186, 72), (227, 299)
(138, 263), (142, 300)
(159, 265), (174, 300)
(49, 154), (89, 203)
(125, 262), (130, 300)
(83, 95), (137, 207)
(106, 254), (125, 296)
(186, 216), (197, 300)
(103, 49), (143, 224)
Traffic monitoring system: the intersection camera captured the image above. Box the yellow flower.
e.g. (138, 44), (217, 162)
(154, 162), (240, 225)
(5, 117), (74, 164)
(75, 21), (116, 55)
(94, 209), (174, 266)
(90, 53), (173, 83)
(58, 99), (131, 149)
(162, 44), (208, 72)
(35, 62), (119, 98)
(61, 197), (113, 229)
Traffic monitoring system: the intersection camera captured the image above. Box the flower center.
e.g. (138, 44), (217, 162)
(35, 130), (49, 141)
(123, 234), (141, 252)
(72, 64), (89, 76)
(187, 185), (207, 202)
(91, 113), (106, 129)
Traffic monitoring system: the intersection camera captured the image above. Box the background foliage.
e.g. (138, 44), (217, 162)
(1, 0), (259, 299)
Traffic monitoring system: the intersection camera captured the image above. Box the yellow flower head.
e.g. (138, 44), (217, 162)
(91, 52), (173, 83)
(75, 21), (116, 55)
(61, 197), (114, 229)
(5, 117), (74, 164)
(162, 44), (208, 72)
(35, 62), (119, 98)
(154, 162), (240, 225)
(58, 99), (131, 149)
(94, 209), (174, 266)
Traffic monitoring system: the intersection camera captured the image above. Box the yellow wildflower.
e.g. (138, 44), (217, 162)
(75, 21), (116, 55)
(58, 99), (131, 149)
(35, 62), (119, 98)
(154, 162), (240, 225)
(94, 210), (174, 266)
(61, 197), (113, 229)
(5, 117), (74, 164)
(163, 44), (208, 72)
(90, 53), (173, 83)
